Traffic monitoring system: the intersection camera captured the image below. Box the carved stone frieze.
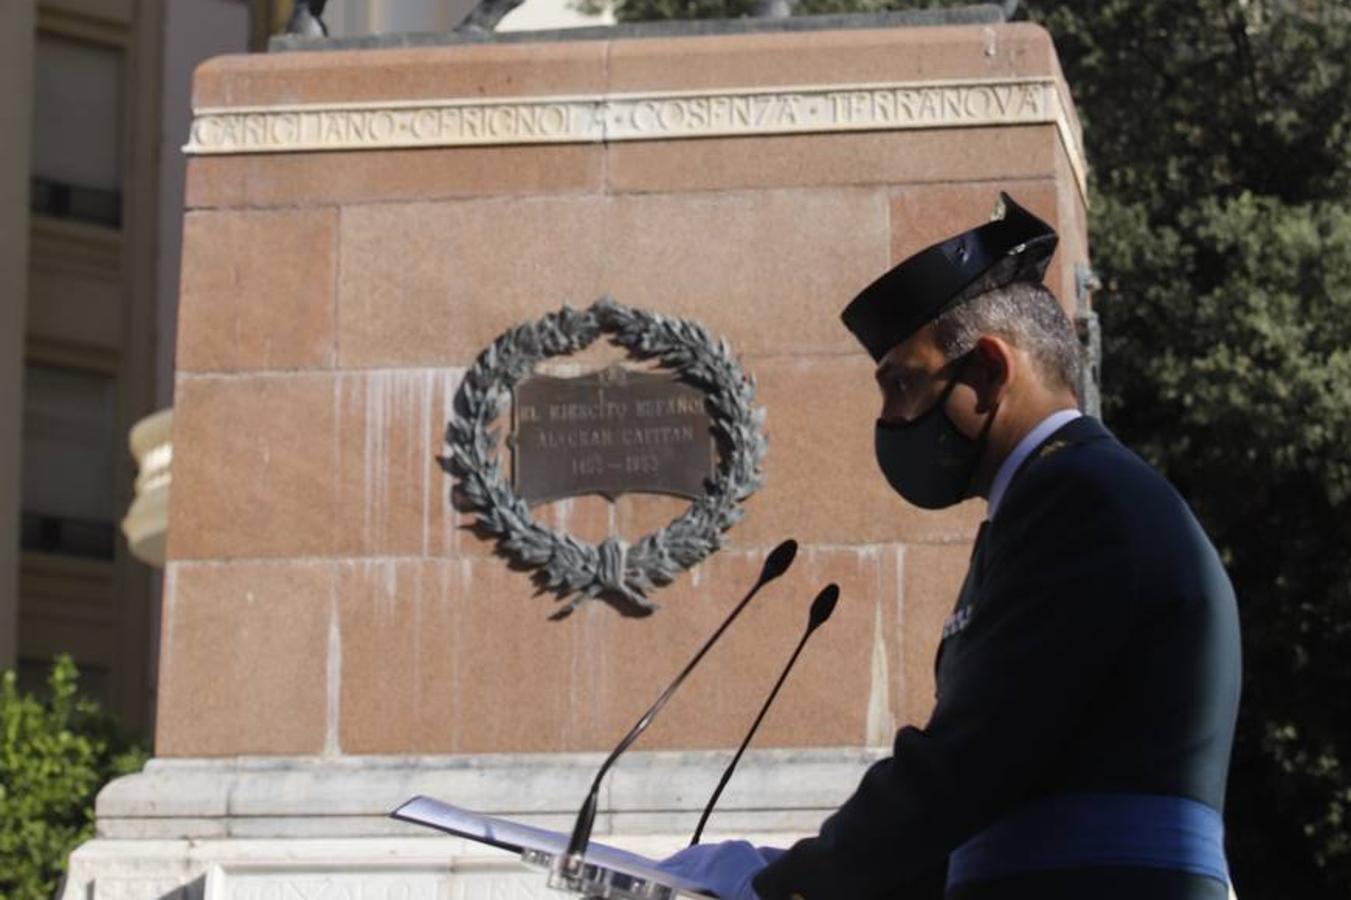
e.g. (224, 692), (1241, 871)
(184, 78), (1086, 196)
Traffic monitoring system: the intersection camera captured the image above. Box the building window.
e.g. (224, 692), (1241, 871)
(20, 364), (118, 560)
(29, 33), (124, 228)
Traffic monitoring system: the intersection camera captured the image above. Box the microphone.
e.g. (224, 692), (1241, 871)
(555, 539), (800, 881)
(689, 582), (840, 846)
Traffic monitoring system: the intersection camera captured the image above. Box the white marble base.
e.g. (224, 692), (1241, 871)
(63, 747), (884, 900)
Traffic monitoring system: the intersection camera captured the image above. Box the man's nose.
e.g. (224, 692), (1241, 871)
(878, 395), (913, 426)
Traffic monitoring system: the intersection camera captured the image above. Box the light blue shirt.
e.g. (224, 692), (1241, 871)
(986, 408), (1083, 521)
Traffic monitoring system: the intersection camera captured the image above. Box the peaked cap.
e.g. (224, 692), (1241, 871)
(841, 193), (1058, 361)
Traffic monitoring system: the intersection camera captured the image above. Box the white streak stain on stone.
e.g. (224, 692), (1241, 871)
(865, 570), (894, 747)
(357, 369), (436, 555)
(421, 372), (434, 557)
(411, 562), (425, 710)
(160, 565), (178, 686)
(324, 571), (341, 756)
(453, 558), (474, 744)
(332, 375), (345, 557)
(382, 560), (397, 617)
(364, 372), (389, 552)
(438, 370), (463, 555)
(431, 561), (453, 742)
(566, 600), (587, 748)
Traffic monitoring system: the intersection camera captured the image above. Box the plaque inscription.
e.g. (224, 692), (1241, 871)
(512, 366), (715, 505)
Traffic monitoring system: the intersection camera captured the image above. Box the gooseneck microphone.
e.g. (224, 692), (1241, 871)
(689, 582), (840, 846)
(556, 539), (800, 879)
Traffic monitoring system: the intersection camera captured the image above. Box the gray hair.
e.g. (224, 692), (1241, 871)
(931, 281), (1083, 395)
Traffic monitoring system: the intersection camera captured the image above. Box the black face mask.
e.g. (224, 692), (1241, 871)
(874, 355), (996, 510)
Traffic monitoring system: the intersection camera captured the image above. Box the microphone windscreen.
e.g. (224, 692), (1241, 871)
(808, 583), (840, 630)
(762, 539), (799, 581)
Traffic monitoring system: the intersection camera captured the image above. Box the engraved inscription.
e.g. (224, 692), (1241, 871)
(94, 877), (190, 900)
(189, 102), (591, 153)
(185, 79), (1058, 153)
(512, 366), (715, 505)
(225, 873), (438, 900)
(605, 82), (1045, 139)
(203, 861), (590, 900)
(184, 78), (1085, 201)
(451, 872), (571, 900)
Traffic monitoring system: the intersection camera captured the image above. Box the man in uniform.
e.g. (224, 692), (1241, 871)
(661, 194), (1242, 899)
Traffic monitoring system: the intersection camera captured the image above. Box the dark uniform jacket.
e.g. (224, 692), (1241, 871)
(752, 416), (1242, 900)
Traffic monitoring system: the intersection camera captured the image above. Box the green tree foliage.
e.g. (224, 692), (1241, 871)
(573, 0), (1351, 895)
(0, 657), (148, 900)
(1096, 190), (1351, 897)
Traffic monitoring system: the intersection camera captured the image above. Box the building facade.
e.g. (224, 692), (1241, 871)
(0, 0), (607, 735)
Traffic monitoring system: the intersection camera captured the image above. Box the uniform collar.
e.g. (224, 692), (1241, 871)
(987, 407), (1083, 521)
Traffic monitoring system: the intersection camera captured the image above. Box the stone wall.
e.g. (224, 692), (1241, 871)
(160, 22), (1088, 759)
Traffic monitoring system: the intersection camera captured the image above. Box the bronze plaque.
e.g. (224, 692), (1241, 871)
(512, 366), (716, 505)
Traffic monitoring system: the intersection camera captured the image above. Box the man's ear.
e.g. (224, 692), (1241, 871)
(969, 335), (1014, 413)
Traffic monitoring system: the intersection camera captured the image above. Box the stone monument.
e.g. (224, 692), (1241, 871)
(63, 9), (1090, 898)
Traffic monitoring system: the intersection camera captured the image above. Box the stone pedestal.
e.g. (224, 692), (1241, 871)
(65, 14), (1088, 899)
(66, 749), (883, 898)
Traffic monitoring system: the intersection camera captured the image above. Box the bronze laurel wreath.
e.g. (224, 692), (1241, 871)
(445, 296), (766, 616)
